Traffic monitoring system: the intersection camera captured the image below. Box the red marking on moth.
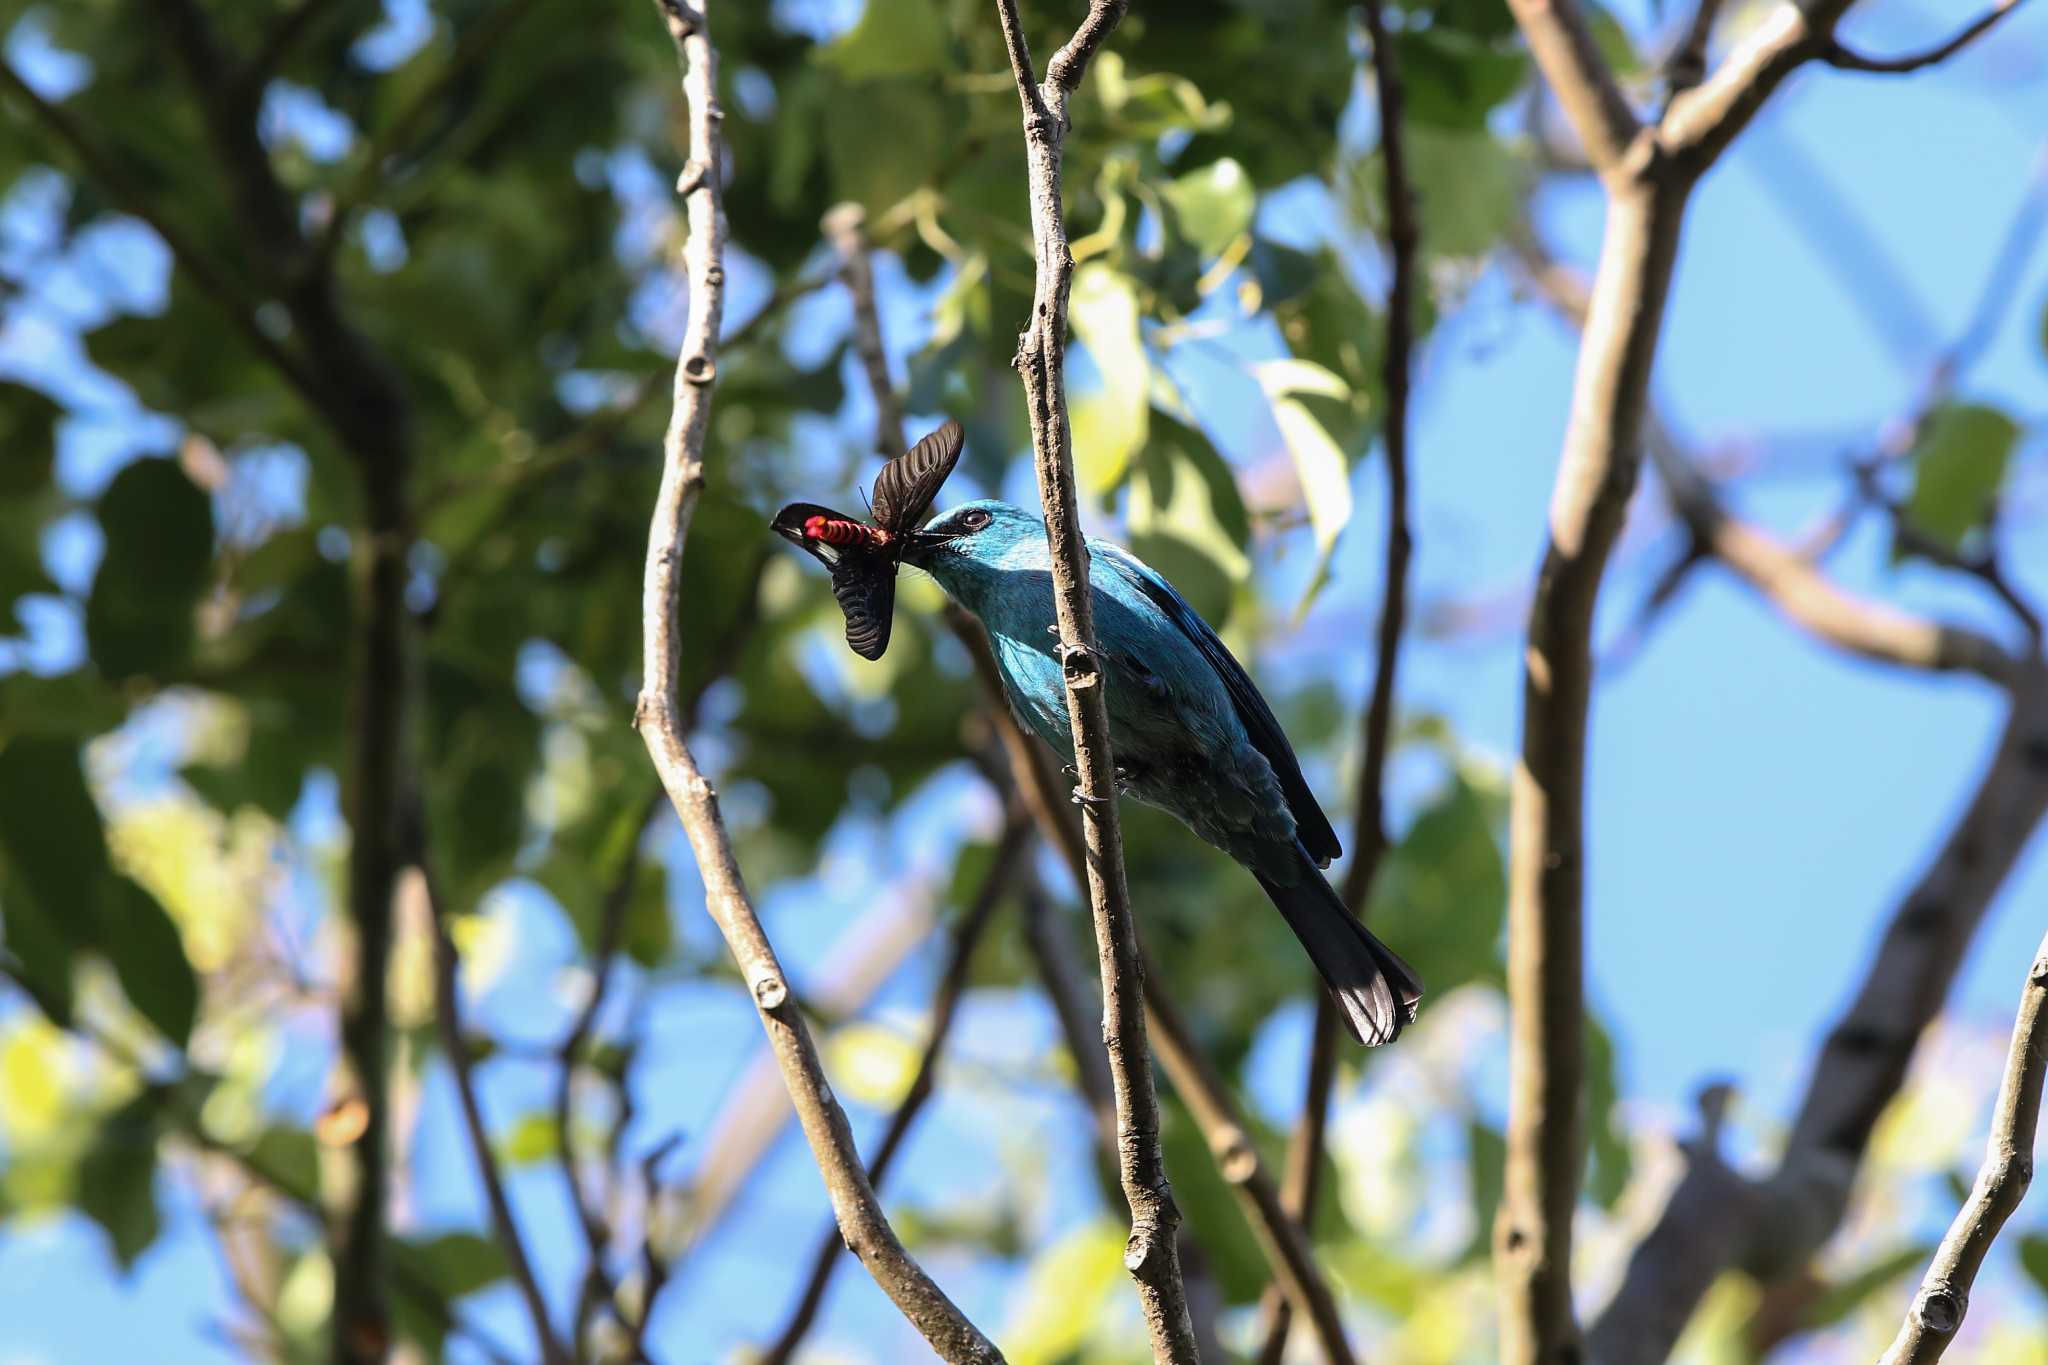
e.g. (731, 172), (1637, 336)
(803, 514), (892, 549)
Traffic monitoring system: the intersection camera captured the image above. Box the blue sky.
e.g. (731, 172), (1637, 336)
(4, 2), (2048, 1362)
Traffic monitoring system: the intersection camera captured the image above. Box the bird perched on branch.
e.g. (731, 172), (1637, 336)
(905, 499), (1422, 1045)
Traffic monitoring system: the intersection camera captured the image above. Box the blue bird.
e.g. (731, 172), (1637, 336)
(905, 499), (1422, 1045)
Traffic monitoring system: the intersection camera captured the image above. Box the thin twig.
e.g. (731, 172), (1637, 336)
(823, 202), (905, 455)
(759, 813), (1032, 1365)
(407, 827), (573, 1365)
(631, 3), (1002, 1359)
(1505, 0), (1641, 174)
(1257, 4), (1417, 1355)
(1825, 2), (2026, 75)
(1664, 0), (1727, 99)
(955, 615), (1358, 1363)
(990, 3), (1199, 1359)
(1877, 927), (2048, 1363)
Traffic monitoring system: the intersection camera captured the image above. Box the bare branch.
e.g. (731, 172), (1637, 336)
(1878, 927), (2048, 1364)
(1663, 0), (1727, 99)
(760, 814), (1032, 1365)
(1505, 0), (1642, 174)
(1259, 3), (1418, 1353)
(990, 2), (1198, 1358)
(632, 4), (1001, 1359)
(407, 838), (572, 1365)
(823, 202), (906, 455)
(1661, 1), (1864, 168)
(1825, 2), (2027, 75)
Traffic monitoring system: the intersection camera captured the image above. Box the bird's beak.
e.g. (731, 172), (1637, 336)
(901, 527), (958, 555)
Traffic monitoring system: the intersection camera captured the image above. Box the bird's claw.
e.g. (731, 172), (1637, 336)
(1071, 785), (1113, 809)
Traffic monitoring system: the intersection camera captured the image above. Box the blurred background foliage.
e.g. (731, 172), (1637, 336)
(0, 0), (2044, 1362)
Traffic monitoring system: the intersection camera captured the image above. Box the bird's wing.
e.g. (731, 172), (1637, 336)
(1092, 541), (1343, 865)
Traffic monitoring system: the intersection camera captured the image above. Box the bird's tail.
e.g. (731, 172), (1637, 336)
(1256, 858), (1423, 1047)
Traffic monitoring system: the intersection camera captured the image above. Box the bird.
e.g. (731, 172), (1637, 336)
(903, 498), (1422, 1045)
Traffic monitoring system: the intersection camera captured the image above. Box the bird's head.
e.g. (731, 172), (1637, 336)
(902, 499), (1040, 566)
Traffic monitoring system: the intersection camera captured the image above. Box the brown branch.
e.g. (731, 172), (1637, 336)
(406, 827), (572, 1365)
(955, 615), (1358, 1363)
(1505, 0), (1641, 174)
(990, 3), (1199, 1359)
(760, 813), (1032, 1365)
(1824, 1), (2026, 75)
(1664, 0), (1727, 98)
(1878, 927), (2048, 1364)
(1258, 4), (1417, 1355)
(823, 202), (905, 456)
(1661, 1), (1865, 169)
(1588, 663), (2048, 1360)
(631, 4), (1002, 1359)
(248, 0), (345, 89)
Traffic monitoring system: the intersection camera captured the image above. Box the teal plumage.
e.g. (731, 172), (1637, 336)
(906, 499), (1422, 1045)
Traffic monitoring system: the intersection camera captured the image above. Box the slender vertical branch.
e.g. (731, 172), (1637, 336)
(407, 828), (572, 1365)
(759, 814), (1032, 1365)
(1257, 6), (1418, 1356)
(823, 202), (906, 455)
(632, 3), (1000, 1359)
(989, 4), (1198, 1360)
(1878, 928), (2048, 1364)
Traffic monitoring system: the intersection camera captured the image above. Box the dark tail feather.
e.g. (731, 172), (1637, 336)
(1256, 862), (1423, 1047)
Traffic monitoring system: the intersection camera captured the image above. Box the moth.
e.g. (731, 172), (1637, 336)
(770, 419), (964, 659)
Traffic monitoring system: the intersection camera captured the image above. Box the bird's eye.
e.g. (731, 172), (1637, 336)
(961, 509), (992, 531)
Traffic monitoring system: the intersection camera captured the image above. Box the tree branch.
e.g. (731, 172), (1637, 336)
(406, 829), (572, 1365)
(631, 4), (1001, 1359)
(990, 3), (1199, 1360)
(823, 202), (905, 456)
(1824, 2), (2027, 75)
(1663, 0), (1727, 99)
(954, 615), (1358, 1363)
(1661, 1), (1864, 168)
(759, 813), (1032, 1365)
(1258, 4), (1417, 1354)
(1505, 0), (1642, 174)
(1878, 927), (2048, 1364)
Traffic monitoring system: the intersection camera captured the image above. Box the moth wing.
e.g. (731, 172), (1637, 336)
(828, 552), (897, 660)
(771, 501), (856, 570)
(870, 419), (964, 532)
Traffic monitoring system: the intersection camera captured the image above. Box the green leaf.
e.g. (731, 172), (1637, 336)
(1128, 418), (1251, 627)
(1802, 1244), (1933, 1330)
(1392, 28), (1528, 130)
(1161, 158), (1254, 258)
(1585, 1011), (1631, 1208)
(248, 1125), (320, 1203)
(77, 1094), (162, 1272)
(1254, 359), (1356, 565)
(394, 1231), (510, 1300)
(86, 456), (214, 682)
(1367, 773), (1506, 995)
(1068, 263), (1151, 495)
(0, 381), (62, 498)
(1905, 403), (2019, 552)
(100, 876), (199, 1047)
(498, 1111), (558, 1165)
(0, 862), (75, 1025)
(0, 737), (111, 944)
(1391, 125), (1525, 259)
(1465, 1120), (1505, 1261)
(0, 671), (127, 739)
(2020, 1233), (2048, 1300)
(819, 0), (950, 82)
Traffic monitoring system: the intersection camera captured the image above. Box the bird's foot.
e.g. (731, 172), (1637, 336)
(1063, 763), (1130, 790)
(1070, 785), (1114, 809)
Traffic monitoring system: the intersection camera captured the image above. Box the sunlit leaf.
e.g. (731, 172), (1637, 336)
(1068, 262), (1151, 495)
(1255, 359), (1356, 565)
(1392, 28), (1528, 130)
(824, 1021), (923, 1108)
(1904, 403), (2018, 552)
(1161, 158), (1254, 258)
(1004, 1219), (1126, 1364)
(1800, 1243), (1932, 1331)
(499, 1111), (558, 1165)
